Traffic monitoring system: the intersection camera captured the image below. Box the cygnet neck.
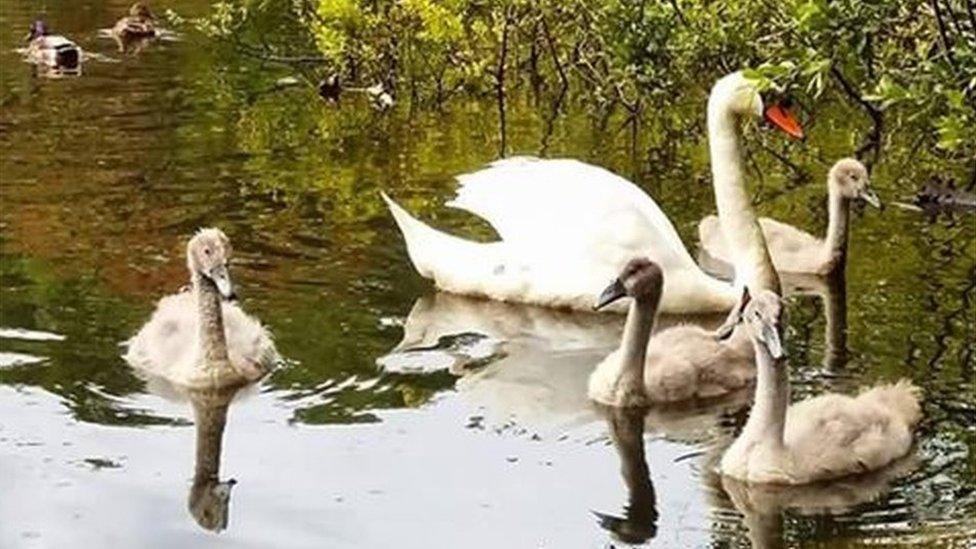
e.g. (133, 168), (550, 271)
(619, 292), (659, 380)
(740, 338), (789, 447)
(823, 182), (851, 269)
(192, 270), (230, 366)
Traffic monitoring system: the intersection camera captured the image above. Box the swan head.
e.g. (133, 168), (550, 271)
(26, 20), (49, 41)
(187, 228), (236, 299)
(829, 158), (881, 208)
(740, 289), (785, 360)
(710, 71), (804, 139)
(594, 258), (663, 310)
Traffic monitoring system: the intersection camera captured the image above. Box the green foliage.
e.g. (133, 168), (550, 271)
(187, 0), (974, 186)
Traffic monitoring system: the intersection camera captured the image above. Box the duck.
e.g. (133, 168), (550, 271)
(699, 158), (881, 276)
(112, 2), (157, 40)
(381, 70), (803, 315)
(718, 288), (921, 484)
(587, 258), (756, 406)
(24, 20), (81, 72)
(123, 228), (280, 390)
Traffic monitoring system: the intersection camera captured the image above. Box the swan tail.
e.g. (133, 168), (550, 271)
(381, 192), (495, 285)
(860, 379), (922, 428)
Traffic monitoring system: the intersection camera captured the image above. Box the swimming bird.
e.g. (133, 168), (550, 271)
(24, 20), (81, 72)
(123, 228), (279, 389)
(587, 258), (755, 407)
(718, 289), (921, 484)
(381, 71), (802, 314)
(112, 2), (157, 40)
(699, 158), (881, 275)
(587, 70), (808, 407)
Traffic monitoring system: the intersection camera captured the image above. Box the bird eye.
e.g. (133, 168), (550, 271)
(204, 248), (211, 255)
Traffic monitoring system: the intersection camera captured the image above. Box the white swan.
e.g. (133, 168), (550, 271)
(381, 73), (802, 314)
(124, 228), (279, 389)
(699, 158), (881, 275)
(719, 289), (921, 484)
(588, 71), (805, 407)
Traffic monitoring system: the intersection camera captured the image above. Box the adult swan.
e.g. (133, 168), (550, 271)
(382, 71), (803, 314)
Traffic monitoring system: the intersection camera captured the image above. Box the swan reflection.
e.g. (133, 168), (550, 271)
(711, 454), (917, 549)
(186, 385), (246, 532)
(378, 292), (729, 430)
(594, 406), (658, 545)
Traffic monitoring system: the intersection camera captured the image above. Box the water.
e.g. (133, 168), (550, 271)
(1, 1), (974, 547)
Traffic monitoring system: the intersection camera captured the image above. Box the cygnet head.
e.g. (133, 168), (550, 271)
(187, 228), (235, 299)
(709, 71), (804, 140)
(594, 258), (664, 310)
(740, 289), (785, 360)
(829, 158), (881, 208)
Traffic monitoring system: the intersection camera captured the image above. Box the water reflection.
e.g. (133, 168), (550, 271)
(713, 455), (917, 549)
(594, 406), (658, 545)
(186, 385), (245, 532)
(782, 270), (848, 371)
(378, 292), (731, 429)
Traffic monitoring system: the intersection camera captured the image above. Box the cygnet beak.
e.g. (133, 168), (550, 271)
(858, 188), (883, 210)
(760, 320), (785, 360)
(594, 278), (627, 311)
(715, 287), (751, 340)
(208, 264), (235, 300)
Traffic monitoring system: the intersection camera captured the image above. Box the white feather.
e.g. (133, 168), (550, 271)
(383, 158), (737, 314)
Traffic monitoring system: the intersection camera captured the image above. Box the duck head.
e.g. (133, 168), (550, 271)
(129, 2), (155, 20)
(26, 20), (49, 41)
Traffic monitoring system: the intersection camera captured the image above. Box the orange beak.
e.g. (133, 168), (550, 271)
(763, 104), (804, 140)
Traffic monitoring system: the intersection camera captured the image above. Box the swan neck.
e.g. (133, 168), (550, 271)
(824, 188), (850, 266)
(194, 272), (230, 366)
(741, 342), (789, 446)
(620, 295), (657, 378)
(707, 102), (779, 295)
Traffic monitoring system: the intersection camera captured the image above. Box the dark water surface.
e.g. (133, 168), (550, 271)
(1, 1), (974, 547)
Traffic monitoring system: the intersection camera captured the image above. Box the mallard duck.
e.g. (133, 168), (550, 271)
(24, 20), (81, 71)
(112, 3), (157, 40)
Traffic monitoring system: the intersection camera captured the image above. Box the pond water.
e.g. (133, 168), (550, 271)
(1, 1), (974, 547)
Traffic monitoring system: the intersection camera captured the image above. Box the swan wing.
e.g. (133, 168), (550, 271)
(448, 158), (700, 275)
(222, 303), (281, 373)
(784, 387), (917, 481)
(758, 218), (822, 256)
(123, 292), (200, 376)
